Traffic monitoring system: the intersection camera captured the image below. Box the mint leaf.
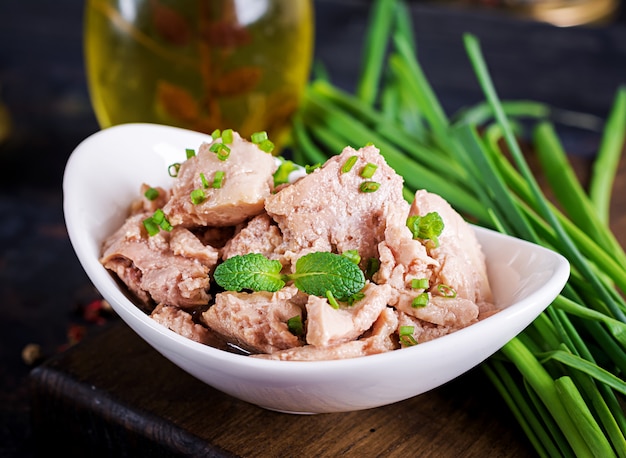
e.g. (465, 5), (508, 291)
(213, 253), (285, 292)
(291, 252), (365, 299)
(406, 211), (444, 247)
(213, 251), (366, 300)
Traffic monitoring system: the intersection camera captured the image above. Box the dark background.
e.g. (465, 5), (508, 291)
(2, 0), (626, 456)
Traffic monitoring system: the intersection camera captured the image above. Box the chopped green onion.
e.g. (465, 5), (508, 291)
(209, 143), (221, 153)
(222, 128), (234, 144)
(287, 315), (304, 336)
(360, 162), (378, 178)
(346, 291), (365, 306)
(341, 155), (358, 173)
(212, 170), (225, 189)
(406, 212), (444, 247)
(209, 142), (231, 160)
(218, 148), (230, 161)
(258, 139), (275, 154)
(168, 163), (181, 177)
(200, 172), (210, 189)
(143, 217), (159, 237)
(365, 257), (379, 279)
(359, 181), (380, 193)
(411, 278), (429, 289)
(437, 284), (457, 298)
(143, 208), (172, 236)
(186, 148), (196, 159)
(412, 293), (429, 308)
(210, 129), (221, 140)
(144, 187), (159, 201)
(274, 159), (298, 186)
(190, 188), (206, 205)
(342, 249), (361, 265)
(326, 290), (340, 309)
(151, 208), (172, 230)
(305, 163), (321, 173)
(399, 325), (417, 346)
(251, 131), (269, 144)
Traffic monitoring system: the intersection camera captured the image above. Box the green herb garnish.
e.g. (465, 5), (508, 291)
(326, 290), (340, 309)
(359, 181), (380, 193)
(222, 129), (234, 144)
(144, 187), (159, 201)
(274, 158), (298, 186)
(142, 218), (159, 237)
(258, 139), (275, 154)
(143, 208), (172, 236)
(365, 257), (379, 279)
(399, 326), (417, 346)
(214, 251), (365, 300)
(411, 293), (429, 308)
(290, 252), (365, 299)
(406, 212), (444, 247)
(212, 170), (225, 188)
(346, 291), (365, 306)
(199, 172), (210, 189)
(190, 189), (205, 205)
(341, 249), (361, 265)
(341, 155), (358, 173)
(305, 163), (321, 173)
(251, 130), (274, 153)
(360, 162), (378, 178)
(437, 284), (457, 298)
(213, 254), (285, 292)
(411, 278), (429, 290)
(168, 163), (181, 177)
(251, 131), (269, 144)
(287, 315), (304, 336)
(209, 142), (231, 160)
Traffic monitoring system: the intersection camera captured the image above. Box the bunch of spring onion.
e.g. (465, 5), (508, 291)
(289, 0), (626, 456)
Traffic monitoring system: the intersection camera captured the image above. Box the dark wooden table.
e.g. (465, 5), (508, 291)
(2, 1), (626, 457)
(29, 323), (534, 457)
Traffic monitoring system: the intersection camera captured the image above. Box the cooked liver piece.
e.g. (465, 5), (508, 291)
(201, 286), (306, 354)
(410, 189), (493, 309)
(150, 304), (227, 348)
(100, 214), (218, 309)
(130, 183), (170, 214)
(221, 213), (284, 261)
(163, 132), (277, 227)
(253, 307), (399, 361)
(305, 282), (392, 347)
(264, 144), (407, 268)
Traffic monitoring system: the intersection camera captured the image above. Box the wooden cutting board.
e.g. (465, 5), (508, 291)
(29, 322), (534, 457)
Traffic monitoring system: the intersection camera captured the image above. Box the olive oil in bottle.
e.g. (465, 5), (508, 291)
(84, 0), (313, 150)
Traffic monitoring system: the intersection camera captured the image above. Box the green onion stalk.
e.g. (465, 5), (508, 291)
(289, 0), (626, 456)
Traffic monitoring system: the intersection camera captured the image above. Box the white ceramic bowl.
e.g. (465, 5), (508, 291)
(63, 123), (570, 414)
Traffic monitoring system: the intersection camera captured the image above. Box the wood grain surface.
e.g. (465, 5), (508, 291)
(29, 323), (534, 457)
